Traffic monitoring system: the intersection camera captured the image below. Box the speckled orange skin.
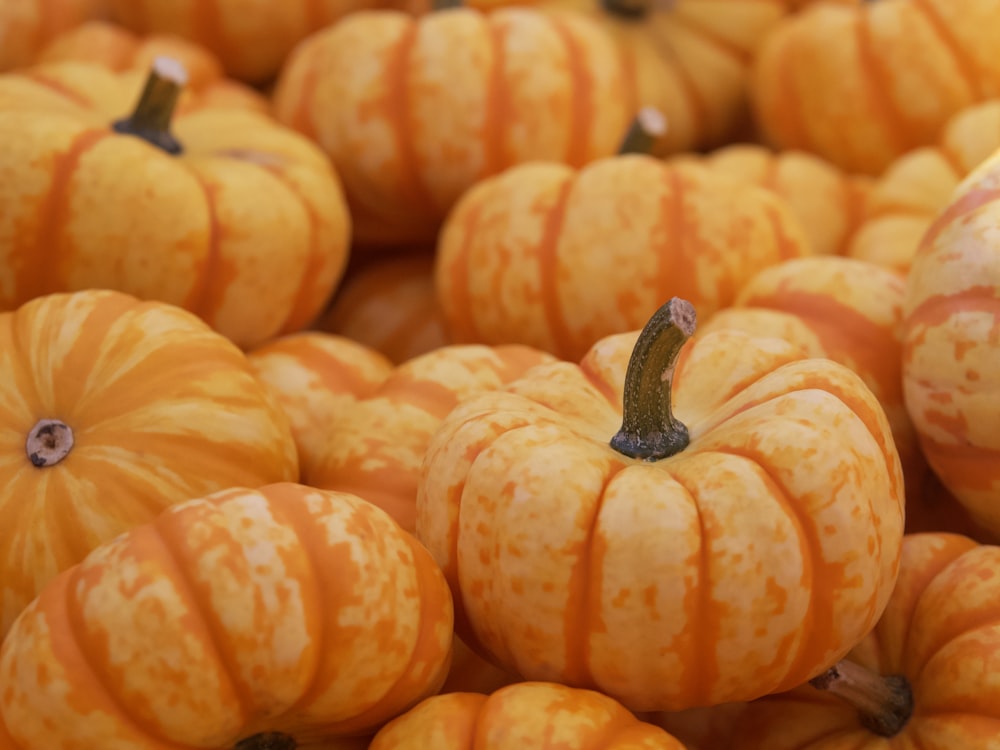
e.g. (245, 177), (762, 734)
(0, 290), (299, 640)
(35, 20), (269, 112)
(417, 327), (904, 712)
(0, 482), (454, 748)
(316, 251), (451, 365)
(435, 155), (810, 361)
(752, 0), (1000, 175)
(306, 344), (555, 534)
(370, 682), (687, 750)
(903, 150), (1000, 536)
(848, 100), (1000, 274)
(272, 7), (634, 246)
(730, 532), (1000, 749)
(698, 256), (921, 504)
(676, 145), (872, 257)
(0, 61), (351, 349)
(0, 0), (106, 72)
(247, 332), (394, 481)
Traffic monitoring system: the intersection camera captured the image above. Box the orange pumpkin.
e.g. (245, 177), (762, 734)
(370, 682), (688, 749)
(0, 289), (299, 638)
(0, 57), (351, 348)
(272, 5), (634, 246)
(0, 0), (107, 72)
(306, 343), (555, 533)
(752, 0), (1000, 174)
(316, 251), (451, 365)
(34, 19), (269, 112)
(902, 147), (1000, 536)
(0, 482), (454, 747)
(435, 152), (810, 361)
(417, 298), (904, 711)
(729, 532), (1000, 749)
(246, 332), (394, 481)
(849, 99), (1000, 274)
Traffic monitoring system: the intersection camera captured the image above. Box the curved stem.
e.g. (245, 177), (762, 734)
(610, 297), (696, 461)
(618, 107), (668, 155)
(112, 56), (187, 155)
(26, 419), (74, 468)
(809, 660), (914, 738)
(234, 733), (296, 750)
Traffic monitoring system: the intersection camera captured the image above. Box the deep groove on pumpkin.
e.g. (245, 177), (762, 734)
(909, 0), (984, 100)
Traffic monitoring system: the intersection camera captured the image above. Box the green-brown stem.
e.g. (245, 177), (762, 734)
(618, 107), (668, 155)
(432, 0), (464, 9)
(26, 419), (74, 468)
(112, 56), (187, 155)
(234, 732), (296, 750)
(610, 297), (696, 460)
(809, 660), (914, 738)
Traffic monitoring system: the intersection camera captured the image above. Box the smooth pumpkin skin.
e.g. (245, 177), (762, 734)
(0, 289), (299, 639)
(752, 0), (1000, 175)
(0, 482), (454, 748)
(848, 99), (1000, 274)
(0, 0), (106, 72)
(675, 145), (872, 257)
(902, 149), (1000, 536)
(316, 251), (451, 365)
(730, 532), (1000, 749)
(272, 7), (633, 247)
(370, 682), (687, 750)
(435, 155), (810, 361)
(416, 326), (904, 711)
(306, 343), (556, 534)
(0, 61), (351, 349)
(247, 332), (394, 481)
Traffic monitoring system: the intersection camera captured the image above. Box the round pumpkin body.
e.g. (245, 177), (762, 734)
(730, 532), (1000, 749)
(306, 343), (555, 534)
(435, 155), (811, 361)
(0, 289), (299, 638)
(370, 682), (686, 750)
(0, 482), (454, 747)
(902, 148), (1000, 535)
(417, 313), (904, 711)
(0, 60), (351, 348)
(272, 6), (634, 246)
(246, 332), (394, 481)
(752, 0), (1000, 174)
(0, 0), (106, 72)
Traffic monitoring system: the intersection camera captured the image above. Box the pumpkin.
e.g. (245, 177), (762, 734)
(34, 19), (269, 113)
(0, 482), (454, 748)
(370, 682), (687, 749)
(848, 99), (1000, 274)
(315, 250), (451, 365)
(272, 4), (634, 246)
(646, 703), (748, 750)
(696, 256), (921, 503)
(728, 532), (1000, 749)
(305, 343), (555, 534)
(416, 297), (904, 711)
(0, 0), (106, 72)
(752, 0), (1000, 175)
(434, 139), (810, 361)
(0, 57), (351, 348)
(674, 145), (872, 257)
(246, 332), (394, 481)
(0, 289), (299, 638)
(902, 147), (1000, 536)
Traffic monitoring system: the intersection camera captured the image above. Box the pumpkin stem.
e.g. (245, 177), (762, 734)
(112, 56), (187, 155)
(610, 297), (696, 461)
(234, 732), (297, 750)
(26, 419), (74, 468)
(601, 0), (650, 19)
(809, 660), (914, 738)
(618, 107), (668, 155)
(431, 0), (464, 9)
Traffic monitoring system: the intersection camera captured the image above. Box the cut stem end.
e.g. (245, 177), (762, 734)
(26, 419), (74, 468)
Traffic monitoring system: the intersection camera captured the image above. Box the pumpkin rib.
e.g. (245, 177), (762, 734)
(659, 167), (689, 309)
(645, 22), (708, 141)
(547, 15), (592, 167)
(181, 171), (222, 319)
(536, 179), (576, 353)
(481, 21), (508, 177)
(854, 13), (910, 156)
(20, 69), (95, 109)
(909, 0), (984, 101)
(438, 197), (485, 345)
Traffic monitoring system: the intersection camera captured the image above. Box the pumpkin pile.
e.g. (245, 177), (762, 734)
(1, 1), (1000, 747)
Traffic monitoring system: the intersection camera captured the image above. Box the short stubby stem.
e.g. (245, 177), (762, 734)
(618, 107), (668, 155)
(26, 419), (74, 468)
(112, 56), (188, 155)
(234, 732), (297, 750)
(610, 297), (696, 461)
(810, 659), (914, 738)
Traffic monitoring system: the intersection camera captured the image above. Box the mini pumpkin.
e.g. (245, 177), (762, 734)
(0, 482), (454, 748)
(0, 0), (106, 72)
(0, 289), (299, 638)
(417, 297), (904, 711)
(0, 57), (351, 348)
